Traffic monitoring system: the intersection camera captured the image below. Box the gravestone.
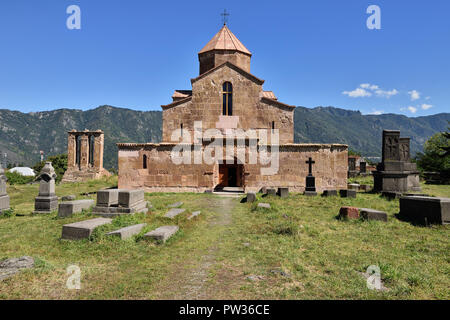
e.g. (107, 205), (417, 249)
(359, 208), (388, 222)
(246, 192), (256, 203)
(0, 168), (10, 215)
(34, 162), (58, 214)
(167, 201), (183, 208)
(266, 188), (276, 196)
(107, 223), (147, 240)
(61, 195), (76, 201)
(257, 203), (271, 209)
(360, 162), (367, 174)
(61, 217), (112, 240)
(144, 225), (179, 243)
(339, 189), (356, 198)
(0, 256), (34, 281)
(399, 196), (450, 225)
(188, 211), (201, 220)
(58, 199), (95, 218)
(164, 208), (185, 219)
(92, 189), (148, 217)
(96, 189), (121, 207)
(373, 130), (421, 193)
(277, 187), (289, 198)
(359, 184), (371, 192)
(322, 190), (337, 197)
(304, 157), (317, 196)
(339, 206), (359, 219)
(348, 157), (358, 178)
(347, 183), (360, 191)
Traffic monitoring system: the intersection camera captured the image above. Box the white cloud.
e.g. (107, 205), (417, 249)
(342, 83), (397, 98)
(408, 90), (420, 101)
(368, 109), (384, 115)
(407, 106), (417, 113)
(342, 88), (372, 98)
(360, 83), (379, 90)
(425, 96), (431, 100)
(421, 103), (432, 110)
(375, 89), (399, 98)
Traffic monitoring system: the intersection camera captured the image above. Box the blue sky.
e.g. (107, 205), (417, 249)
(0, 0), (448, 116)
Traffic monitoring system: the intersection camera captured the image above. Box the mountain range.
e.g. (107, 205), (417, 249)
(0, 105), (448, 169)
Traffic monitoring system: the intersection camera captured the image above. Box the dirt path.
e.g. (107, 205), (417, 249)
(157, 196), (236, 299)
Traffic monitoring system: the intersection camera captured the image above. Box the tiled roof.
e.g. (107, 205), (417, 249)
(199, 25), (251, 55)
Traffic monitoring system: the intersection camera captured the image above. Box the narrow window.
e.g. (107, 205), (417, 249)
(271, 121), (275, 131)
(180, 123), (183, 137)
(143, 154), (147, 169)
(222, 82), (233, 115)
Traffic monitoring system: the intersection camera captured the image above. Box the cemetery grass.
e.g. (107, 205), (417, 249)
(0, 177), (448, 299)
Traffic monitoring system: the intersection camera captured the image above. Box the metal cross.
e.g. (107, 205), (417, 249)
(306, 157), (315, 175)
(221, 9), (230, 25)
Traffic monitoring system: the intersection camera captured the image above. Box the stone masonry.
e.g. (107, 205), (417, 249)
(117, 24), (348, 193)
(62, 130), (111, 183)
(0, 168), (10, 215)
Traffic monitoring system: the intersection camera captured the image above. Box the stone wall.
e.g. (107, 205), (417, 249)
(162, 63), (294, 145)
(117, 142), (348, 193)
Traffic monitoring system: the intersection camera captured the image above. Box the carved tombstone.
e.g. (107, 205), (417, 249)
(373, 130), (421, 193)
(348, 157), (356, 171)
(399, 138), (410, 162)
(382, 130), (400, 162)
(34, 162), (58, 213)
(0, 168), (10, 214)
(359, 162), (367, 173)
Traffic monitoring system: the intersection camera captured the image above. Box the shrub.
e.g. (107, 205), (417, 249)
(5, 171), (34, 185)
(33, 154), (68, 183)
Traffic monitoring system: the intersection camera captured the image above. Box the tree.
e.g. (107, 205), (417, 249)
(415, 132), (450, 182)
(33, 154), (68, 183)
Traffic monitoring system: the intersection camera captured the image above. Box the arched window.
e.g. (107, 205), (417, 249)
(222, 82), (233, 116)
(143, 154), (147, 169)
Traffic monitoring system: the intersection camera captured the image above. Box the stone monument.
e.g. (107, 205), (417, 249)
(34, 162), (58, 213)
(348, 156), (358, 178)
(372, 130), (421, 193)
(0, 168), (10, 215)
(304, 157), (317, 196)
(61, 130), (111, 183)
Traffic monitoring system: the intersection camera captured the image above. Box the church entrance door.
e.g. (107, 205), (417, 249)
(218, 163), (243, 188)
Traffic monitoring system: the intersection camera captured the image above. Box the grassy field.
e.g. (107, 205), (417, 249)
(0, 176), (449, 299)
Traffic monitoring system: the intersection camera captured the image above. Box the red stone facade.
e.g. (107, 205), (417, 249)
(117, 25), (348, 192)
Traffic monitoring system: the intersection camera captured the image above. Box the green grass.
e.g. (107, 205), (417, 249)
(0, 178), (449, 299)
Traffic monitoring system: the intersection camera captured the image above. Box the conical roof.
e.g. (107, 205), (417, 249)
(199, 25), (251, 55)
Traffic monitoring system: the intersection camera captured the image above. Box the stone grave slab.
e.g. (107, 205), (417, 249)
(188, 211), (201, 220)
(400, 196), (450, 225)
(347, 183), (360, 191)
(144, 225), (179, 243)
(106, 223), (147, 240)
(257, 203), (271, 209)
(339, 189), (356, 198)
(167, 201), (183, 208)
(119, 189), (144, 208)
(58, 199), (95, 218)
(277, 187), (289, 198)
(359, 208), (388, 222)
(322, 190), (337, 197)
(246, 193), (256, 203)
(96, 189), (122, 207)
(339, 206), (359, 219)
(164, 208), (186, 219)
(61, 217), (112, 240)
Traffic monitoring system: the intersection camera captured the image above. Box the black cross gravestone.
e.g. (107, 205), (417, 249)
(304, 157), (317, 196)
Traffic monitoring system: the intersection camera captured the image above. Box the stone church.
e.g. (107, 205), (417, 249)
(117, 24), (348, 192)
